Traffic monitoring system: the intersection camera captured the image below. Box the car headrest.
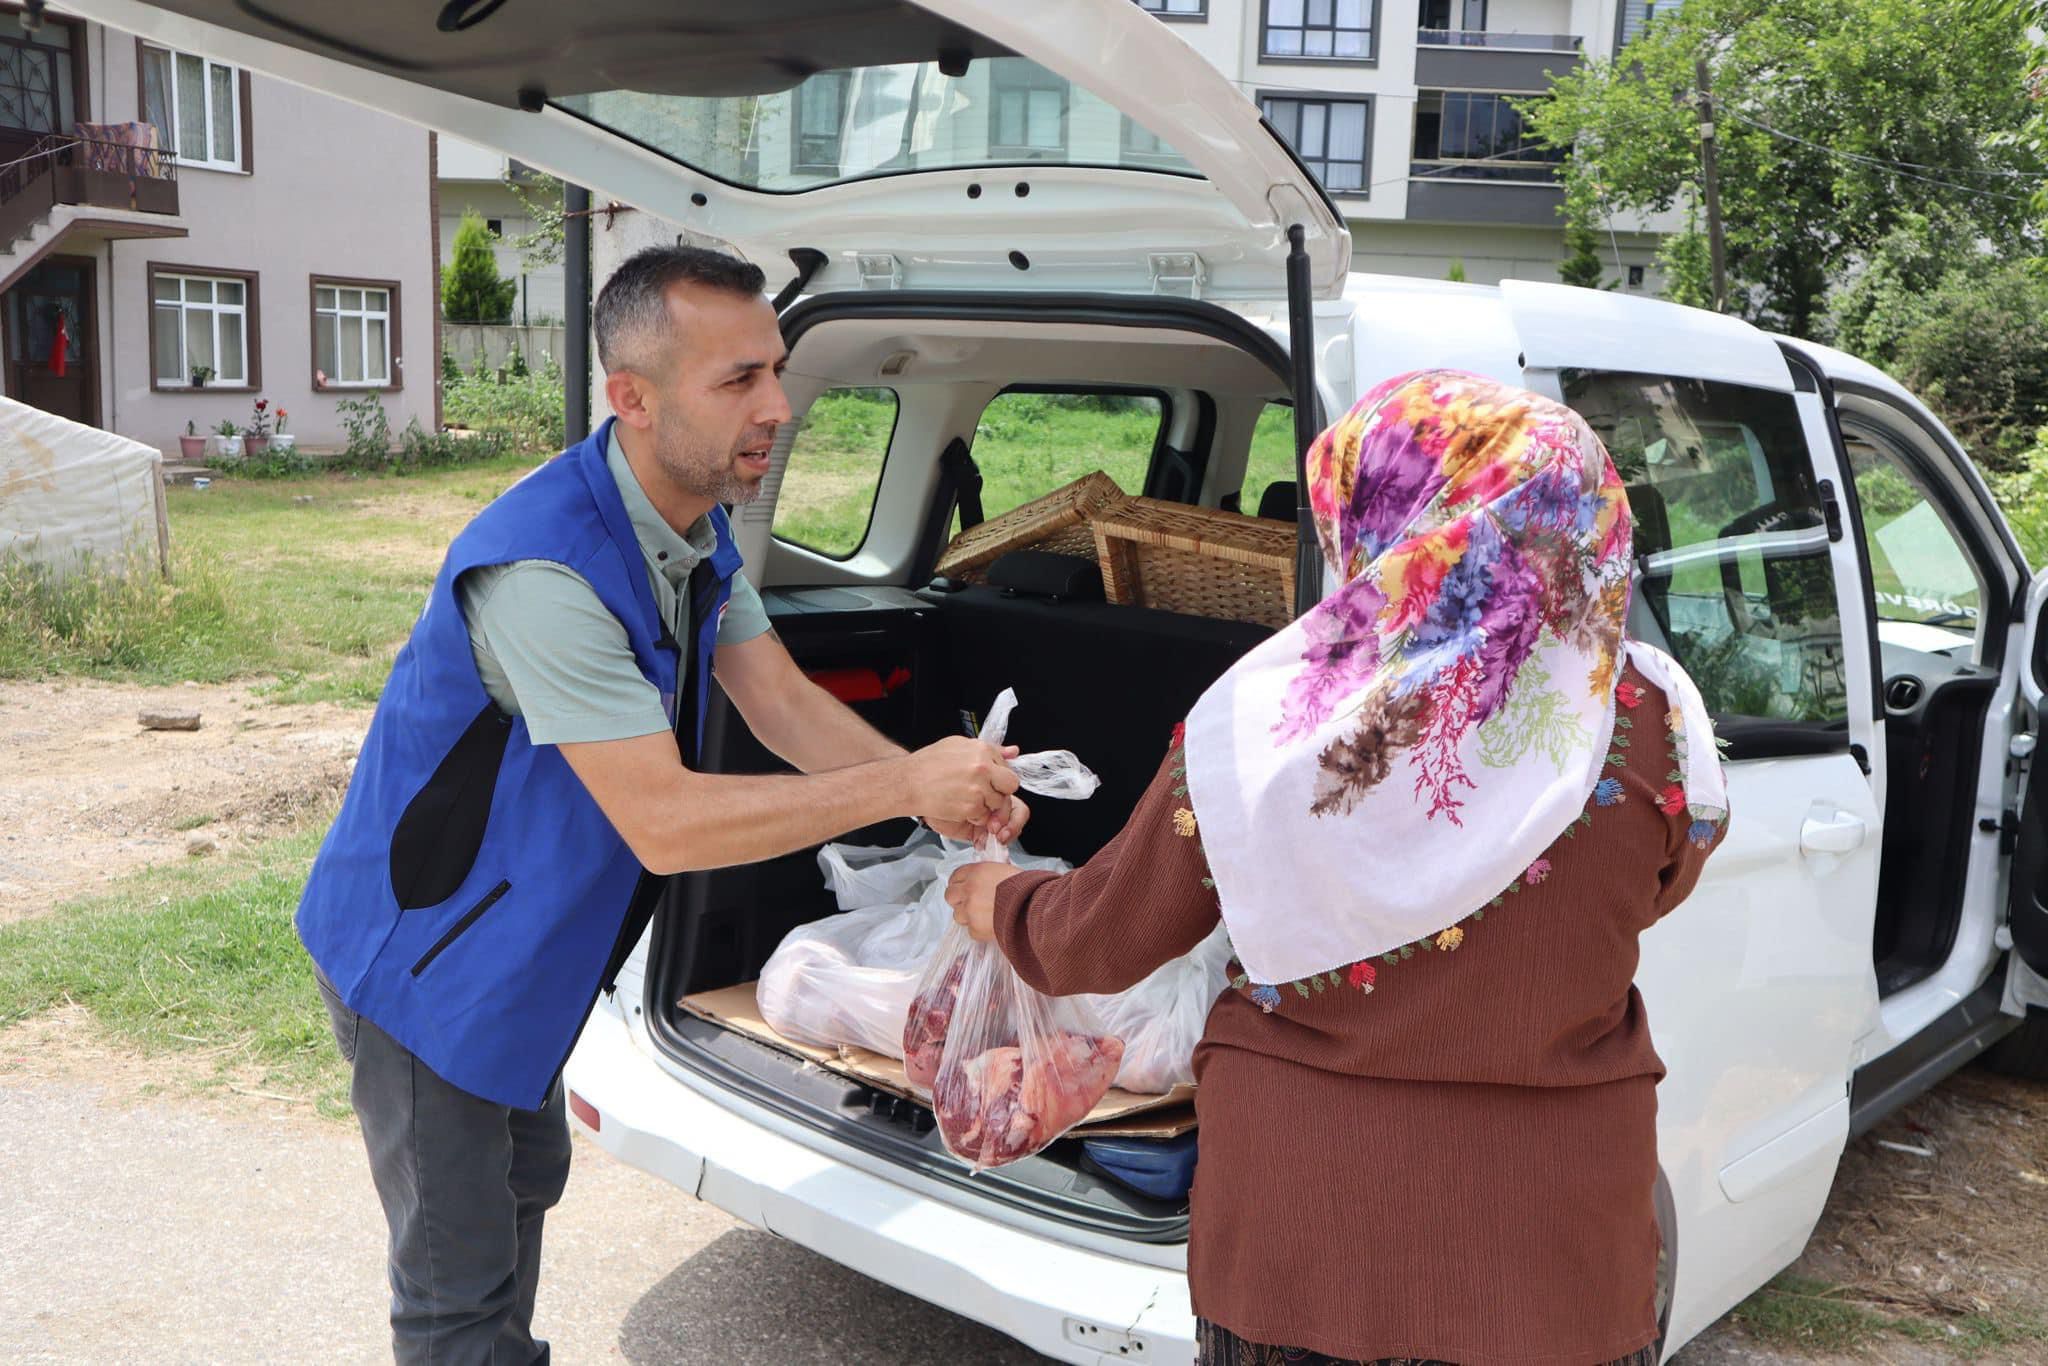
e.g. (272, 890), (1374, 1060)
(986, 551), (1106, 603)
(1257, 480), (1297, 523)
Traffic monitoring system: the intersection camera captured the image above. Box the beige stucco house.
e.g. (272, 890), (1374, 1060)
(0, 3), (436, 454)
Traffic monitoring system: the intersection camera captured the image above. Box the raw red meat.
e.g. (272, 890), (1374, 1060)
(902, 952), (963, 1090)
(932, 1030), (1125, 1168)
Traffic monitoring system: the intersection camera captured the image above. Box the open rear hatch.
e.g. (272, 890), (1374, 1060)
(67, 0), (1351, 298)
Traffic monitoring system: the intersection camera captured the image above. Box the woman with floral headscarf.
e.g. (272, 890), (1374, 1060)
(945, 371), (1728, 1366)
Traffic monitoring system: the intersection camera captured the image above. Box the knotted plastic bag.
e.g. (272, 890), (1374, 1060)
(901, 691), (1124, 1169)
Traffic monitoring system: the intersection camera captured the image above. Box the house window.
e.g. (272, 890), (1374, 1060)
(1412, 91), (1563, 180)
(485, 217), (503, 237)
(314, 279), (398, 388)
(1261, 95), (1371, 195)
(1419, 0), (1486, 30)
(1121, 115), (1184, 165)
(141, 44), (244, 171)
(1617, 0), (1676, 46)
(150, 268), (255, 389)
(987, 59), (1068, 158)
(1135, 0), (1208, 16)
(1263, 0), (1377, 60)
(792, 70), (850, 175)
(0, 24), (76, 135)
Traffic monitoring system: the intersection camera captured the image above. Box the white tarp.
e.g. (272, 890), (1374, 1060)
(0, 396), (166, 577)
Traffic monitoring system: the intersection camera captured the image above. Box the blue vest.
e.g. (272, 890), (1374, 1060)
(297, 420), (741, 1109)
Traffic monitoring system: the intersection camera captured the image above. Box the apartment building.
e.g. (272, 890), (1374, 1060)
(1136, 0), (1674, 287)
(0, 3), (435, 454)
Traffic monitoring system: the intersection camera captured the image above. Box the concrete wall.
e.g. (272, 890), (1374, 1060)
(443, 323), (566, 375)
(97, 32), (437, 454)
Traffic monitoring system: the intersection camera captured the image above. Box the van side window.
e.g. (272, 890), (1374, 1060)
(1240, 402), (1297, 521)
(772, 387), (899, 559)
(1563, 371), (1849, 725)
(1843, 432), (1984, 654)
(967, 390), (1164, 523)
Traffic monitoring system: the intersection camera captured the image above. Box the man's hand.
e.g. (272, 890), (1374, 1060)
(899, 737), (1020, 831)
(928, 794), (1031, 847)
(946, 861), (1022, 943)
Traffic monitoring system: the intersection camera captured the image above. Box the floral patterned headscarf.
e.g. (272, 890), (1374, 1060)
(1183, 369), (1726, 989)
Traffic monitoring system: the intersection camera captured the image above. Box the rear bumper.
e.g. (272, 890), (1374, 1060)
(564, 999), (1196, 1365)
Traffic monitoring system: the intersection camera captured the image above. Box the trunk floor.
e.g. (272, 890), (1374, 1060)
(680, 982), (1197, 1140)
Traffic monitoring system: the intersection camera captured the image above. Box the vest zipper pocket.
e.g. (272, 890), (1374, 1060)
(410, 880), (511, 977)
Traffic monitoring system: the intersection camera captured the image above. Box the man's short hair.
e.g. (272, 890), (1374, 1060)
(592, 245), (768, 373)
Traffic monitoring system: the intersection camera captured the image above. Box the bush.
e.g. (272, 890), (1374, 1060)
(443, 353), (565, 454)
(337, 392), (392, 466)
(1831, 237), (2048, 472)
(1991, 429), (2048, 567)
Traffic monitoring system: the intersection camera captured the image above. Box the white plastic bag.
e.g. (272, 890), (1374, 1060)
(758, 689), (1096, 1065)
(759, 686), (1229, 1101)
(899, 692), (1127, 1169)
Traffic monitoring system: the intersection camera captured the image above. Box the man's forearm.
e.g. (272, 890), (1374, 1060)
(651, 759), (909, 874)
(749, 674), (905, 773)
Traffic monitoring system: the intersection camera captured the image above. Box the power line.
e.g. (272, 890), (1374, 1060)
(1720, 109), (2038, 202)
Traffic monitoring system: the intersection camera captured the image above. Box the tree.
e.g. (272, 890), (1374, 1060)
(502, 170), (566, 272)
(1558, 210), (1608, 290)
(1522, 0), (2041, 337)
(442, 209), (518, 324)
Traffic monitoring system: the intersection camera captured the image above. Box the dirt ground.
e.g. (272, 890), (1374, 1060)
(0, 678), (365, 923)
(6, 675), (2048, 1361)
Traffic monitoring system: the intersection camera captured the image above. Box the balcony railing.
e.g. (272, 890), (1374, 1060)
(0, 132), (181, 251)
(1410, 158), (1563, 184)
(1417, 28), (1581, 50)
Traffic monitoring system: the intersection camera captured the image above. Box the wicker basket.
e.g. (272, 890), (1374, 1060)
(1091, 498), (1298, 629)
(933, 470), (1127, 581)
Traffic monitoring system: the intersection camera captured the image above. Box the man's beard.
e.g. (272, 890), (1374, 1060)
(652, 406), (766, 507)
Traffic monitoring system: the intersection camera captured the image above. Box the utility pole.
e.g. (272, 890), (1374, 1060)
(1694, 56), (1729, 312)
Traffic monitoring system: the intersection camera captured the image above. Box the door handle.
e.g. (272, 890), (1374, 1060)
(1800, 812), (1868, 856)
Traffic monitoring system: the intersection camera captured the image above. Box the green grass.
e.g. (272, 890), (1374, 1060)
(0, 824), (347, 1117)
(1731, 1275), (2048, 1357)
(0, 450), (536, 700)
(773, 390), (1302, 557)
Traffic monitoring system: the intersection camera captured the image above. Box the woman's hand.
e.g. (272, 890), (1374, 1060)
(927, 795), (1031, 847)
(945, 861), (1022, 942)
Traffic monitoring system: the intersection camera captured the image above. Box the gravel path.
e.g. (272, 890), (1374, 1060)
(0, 1012), (1043, 1365)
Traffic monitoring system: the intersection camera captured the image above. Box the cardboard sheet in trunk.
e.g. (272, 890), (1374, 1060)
(680, 983), (1197, 1140)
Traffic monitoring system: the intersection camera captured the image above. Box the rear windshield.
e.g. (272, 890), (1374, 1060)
(555, 57), (1199, 194)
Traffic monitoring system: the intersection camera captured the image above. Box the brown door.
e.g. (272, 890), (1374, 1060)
(6, 256), (99, 426)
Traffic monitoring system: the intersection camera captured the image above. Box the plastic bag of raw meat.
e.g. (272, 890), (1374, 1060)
(910, 921), (1125, 1170)
(900, 689), (1123, 1169)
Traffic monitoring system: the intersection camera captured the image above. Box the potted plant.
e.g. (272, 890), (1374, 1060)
(190, 364), (214, 390)
(244, 397), (273, 456)
(214, 418), (242, 459)
(270, 406), (295, 452)
(178, 419), (206, 461)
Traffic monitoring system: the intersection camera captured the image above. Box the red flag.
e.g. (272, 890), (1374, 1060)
(48, 313), (68, 378)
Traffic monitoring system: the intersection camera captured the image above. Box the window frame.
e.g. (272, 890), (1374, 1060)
(985, 59), (1071, 160)
(1258, 92), (1373, 199)
(1133, 0), (1210, 20)
(310, 274), (403, 392)
(1561, 366), (1858, 750)
(137, 41), (250, 173)
(1260, 0), (1380, 64)
(1411, 88), (1565, 184)
(770, 385), (903, 562)
(146, 261), (260, 393)
(788, 68), (851, 177)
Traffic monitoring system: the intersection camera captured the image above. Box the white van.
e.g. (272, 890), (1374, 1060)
(68, 0), (2048, 1359)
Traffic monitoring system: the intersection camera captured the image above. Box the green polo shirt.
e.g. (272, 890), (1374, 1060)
(456, 429), (771, 745)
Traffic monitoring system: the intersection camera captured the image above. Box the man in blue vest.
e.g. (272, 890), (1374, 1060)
(302, 245), (1023, 1364)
